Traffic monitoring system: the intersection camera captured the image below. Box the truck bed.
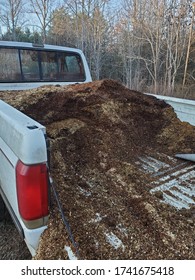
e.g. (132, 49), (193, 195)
(1, 79), (195, 260)
(136, 152), (195, 209)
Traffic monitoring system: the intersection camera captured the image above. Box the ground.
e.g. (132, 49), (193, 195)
(0, 212), (31, 260)
(0, 79), (195, 260)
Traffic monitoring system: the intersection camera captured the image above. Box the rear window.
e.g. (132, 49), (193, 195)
(0, 47), (86, 82)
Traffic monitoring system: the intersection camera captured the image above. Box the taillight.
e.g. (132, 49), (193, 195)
(16, 160), (49, 224)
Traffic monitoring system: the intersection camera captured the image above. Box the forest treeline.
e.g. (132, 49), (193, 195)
(0, 0), (195, 98)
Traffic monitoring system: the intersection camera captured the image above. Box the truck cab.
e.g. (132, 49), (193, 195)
(0, 41), (92, 91)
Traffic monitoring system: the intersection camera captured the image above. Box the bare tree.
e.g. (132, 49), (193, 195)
(162, 1), (191, 95)
(52, 0), (110, 79)
(116, 0), (193, 95)
(182, 1), (195, 88)
(118, 0), (166, 92)
(0, 0), (26, 40)
(28, 0), (56, 43)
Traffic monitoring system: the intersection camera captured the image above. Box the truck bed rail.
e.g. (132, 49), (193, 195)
(146, 94), (195, 126)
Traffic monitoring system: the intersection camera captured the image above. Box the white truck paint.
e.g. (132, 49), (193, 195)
(0, 100), (48, 256)
(146, 94), (195, 126)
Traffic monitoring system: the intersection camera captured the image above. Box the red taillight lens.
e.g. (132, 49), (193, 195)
(16, 160), (49, 221)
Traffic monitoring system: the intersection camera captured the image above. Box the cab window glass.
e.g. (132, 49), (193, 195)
(57, 53), (85, 81)
(20, 50), (40, 80)
(0, 48), (21, 81)
(41, 51), (58, 80)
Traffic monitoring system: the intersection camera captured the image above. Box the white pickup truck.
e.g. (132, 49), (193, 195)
(0, 41), (195, 258)
(0, 41), (92, 257)
(0, 91), (195, 257)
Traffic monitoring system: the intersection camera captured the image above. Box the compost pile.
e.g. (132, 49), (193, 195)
(1, 79), (195, 260)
